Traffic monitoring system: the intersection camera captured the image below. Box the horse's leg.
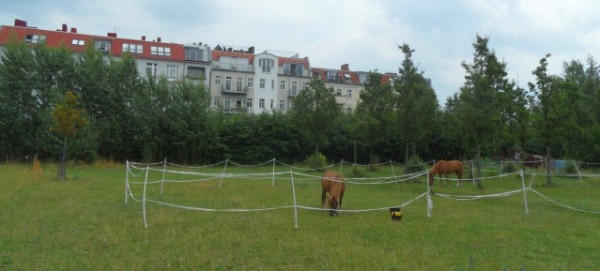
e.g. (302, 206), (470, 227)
(321, 188), (326, 208)
(445, 174), (451, 187)
(457, 171), (462, 187)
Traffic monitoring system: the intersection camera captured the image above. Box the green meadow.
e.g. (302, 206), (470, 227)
(1, 161), (599, 270)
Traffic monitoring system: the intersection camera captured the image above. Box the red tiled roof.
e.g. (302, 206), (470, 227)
(211, 50), (255, 64)
(278, 57), (309, 69)
(0, 24), (186, 62)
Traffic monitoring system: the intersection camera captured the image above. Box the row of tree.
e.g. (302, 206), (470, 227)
(2, 34), (600, 169)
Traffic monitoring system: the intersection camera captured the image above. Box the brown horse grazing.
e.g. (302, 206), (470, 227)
(321, 170), (346, 216)
(428, 160), (464, 187)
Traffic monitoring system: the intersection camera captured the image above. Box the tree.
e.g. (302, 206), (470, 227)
(290, 78), (340, 155)
(458, 35), (508, 188)
(395, 44), (439, 163)
(354, 72), (394, 163)
(50, 91), (88, 181)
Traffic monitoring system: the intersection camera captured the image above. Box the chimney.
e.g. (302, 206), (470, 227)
(107, 32), (117, 38)
(62, 24), (67, 32)
(157, 37), (162, 42)
(142, 35), (146, 41)
(70, 28), (77, 33)
(341, 64), (349, 71)
(14, 19), (27, 27)
(248, 46), (255, 54)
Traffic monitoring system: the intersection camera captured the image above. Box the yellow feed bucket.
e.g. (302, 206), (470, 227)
(390, 207), (402, 221)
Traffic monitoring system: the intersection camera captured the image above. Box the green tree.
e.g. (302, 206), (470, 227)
(528, 54), (562, 185)
(395, 44), (439, 163)
(0, 34), (37, 160)
(50, 91), (88, 181)
(291, 78), (340, 154)
(458, 35), (508, 188)
(354, 72), (394, 163)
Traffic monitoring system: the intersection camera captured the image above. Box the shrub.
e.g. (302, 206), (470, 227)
(349, 165), (366, 178)
(305, 152), (327, 170)
(369, 156), (380, 172)
(502, 161), (516, 173)
(404, 155), (426, 174)
(565, 160), (577, 174)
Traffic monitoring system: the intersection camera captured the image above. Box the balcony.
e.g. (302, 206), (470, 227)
(221, 85), (248, 94)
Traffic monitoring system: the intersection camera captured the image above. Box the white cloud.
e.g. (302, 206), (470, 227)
(4, 0), (600, 105)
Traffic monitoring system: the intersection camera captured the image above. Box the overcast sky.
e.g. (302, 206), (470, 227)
(2, 0), (600, 105)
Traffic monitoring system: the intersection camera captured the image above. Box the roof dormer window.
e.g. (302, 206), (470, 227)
(25, 34), (46, 44)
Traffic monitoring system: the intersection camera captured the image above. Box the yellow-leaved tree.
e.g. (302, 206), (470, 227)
(50, 91), (88, 181)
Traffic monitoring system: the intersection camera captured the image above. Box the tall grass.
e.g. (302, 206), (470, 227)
(1, 161), (599, 270)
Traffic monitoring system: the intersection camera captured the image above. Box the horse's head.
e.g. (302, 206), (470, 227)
(327, 196), (339, 216)
(428, 173), (435, 185)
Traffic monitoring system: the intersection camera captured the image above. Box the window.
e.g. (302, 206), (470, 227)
(151, 46), (171, 56)
(260, 79), (266, 89)
(292, 82), (297, 94)
(185, 47), (204, 61)
(259, 58), (274, 73)
(215, 76), (222, 86)
(236, 78), (243, 92)
(247, 78), (253, 88)
(336, 89), (342, 96)
(259, 98), (265, 109)
(225, 77), (232, 91)
(71, 39), (85, 46)
(347, 89), (352, 99)
(270, 99), (274, 109)
(25, 34), (46, 44)
(146, 63), (157, 76)
(213, 96), (220, 107)
(302, 82), (309, 90)
(224, 98), (231, 111)
(279, 100), (285, 110)
(346, 107), (352, 115)
(123, 43), (143, 54)
(186, 67), (205, 79)
(95, 40), (112, 53)
(247, 98), (253, 108)
(271, 80), (275, 90)
(280, 81), (286, 90)
(167, 65), (179, 78)
(283, 63), (304, 76)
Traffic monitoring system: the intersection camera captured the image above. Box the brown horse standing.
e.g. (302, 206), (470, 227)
(321, 170), (346, 216)
(428, 160), (464, 187)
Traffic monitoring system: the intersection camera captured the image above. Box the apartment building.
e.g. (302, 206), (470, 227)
(0, 19), (401, 114)
(210, 45), (311, 114)
(0, 19), (212, 88)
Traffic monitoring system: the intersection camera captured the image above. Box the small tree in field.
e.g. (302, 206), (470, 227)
(51, 91), (88, 181)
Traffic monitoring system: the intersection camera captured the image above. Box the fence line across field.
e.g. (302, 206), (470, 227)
(124, 159), (600, 228)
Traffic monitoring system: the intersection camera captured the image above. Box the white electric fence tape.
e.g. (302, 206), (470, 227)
(125, 158), (600, 228)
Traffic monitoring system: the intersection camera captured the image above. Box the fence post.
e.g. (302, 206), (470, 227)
(290, 170), (299, 229)
(426, 169), (433, 218)
(159, 158), (167, 194)
(124, 160), (129, 203)
(142, 166), (150, 228)
(272, 158), (276, 187)
(219, 158), (229, 188)
(520, 169), (529, 215)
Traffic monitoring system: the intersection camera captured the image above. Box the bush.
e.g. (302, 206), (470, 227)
(565, 160), (578, 174)
(349, 165), (366, 178)
(305, 152), (327, 170)
(369, 156), (380, 172)
(404, 155), (426, 174)
(502, 161), (516, 173)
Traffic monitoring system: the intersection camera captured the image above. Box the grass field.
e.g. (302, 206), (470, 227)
(1, 161), (600, 270)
